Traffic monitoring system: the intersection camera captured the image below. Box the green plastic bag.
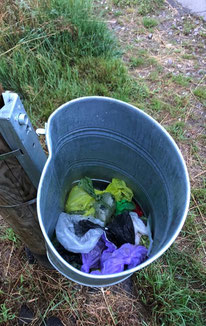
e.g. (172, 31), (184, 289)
(65, 186), (95, 216)
(65, 177), (116, 223)
(115, 200), (135, 215)
(105, 178), (133, 202)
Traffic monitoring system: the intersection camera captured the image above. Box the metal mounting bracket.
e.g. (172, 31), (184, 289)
(0, 92), (47, 188)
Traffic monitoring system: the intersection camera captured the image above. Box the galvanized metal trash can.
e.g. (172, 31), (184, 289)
(37, 96), (190, 287)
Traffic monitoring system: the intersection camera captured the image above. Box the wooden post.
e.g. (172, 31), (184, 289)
(0, 133), (46, 256)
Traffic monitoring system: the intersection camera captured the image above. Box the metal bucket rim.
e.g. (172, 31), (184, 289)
(37, 96), (190, 279)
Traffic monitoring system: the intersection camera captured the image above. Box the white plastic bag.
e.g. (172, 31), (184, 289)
(55, 213), (104, 254)
(129, 212), (149, 245)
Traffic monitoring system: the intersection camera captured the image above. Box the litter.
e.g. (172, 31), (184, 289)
(65, 177), (116, 224)
(115, 199), (135, 215)
(133, 202), (143, 217)
(106, 211), (148, 247)
(65, 185), (95, 216)
(82, 233), (148, 275)
(55, 213), (104, 253)
(94, 192), (116, 225)
(55, 176), (150, 274)
(106, 211), (135, 247)
(105, 178), (133, 202)
(130, 212), (148, 245)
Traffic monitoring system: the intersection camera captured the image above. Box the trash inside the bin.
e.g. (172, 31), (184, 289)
(53, 237), (82, 270)
(82, 233), (148, 275)
(106, 211), (148, 247)
(54, 177), (150, 274)
(65, 177), (116, 224)
(115, 200), (135, 215)
(56, 213), (105, 253)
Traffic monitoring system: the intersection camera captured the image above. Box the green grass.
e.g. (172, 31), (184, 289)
(130, 49), (160, 68)
(0, 0), (121, 124)
(130, 55), (159, 68)
(193, 87), (206, 100)
(171, 74), (192, 87)
(112, 0), (164, 15)
(182, 54), (196, 60)
(183, 20), (196, 35)
(142, 17), (159, 29)
(0, 227), (18, 243)
(0, 303), (15, 323)
(167, 121), (186, 140)
(136, 247), (206, 325)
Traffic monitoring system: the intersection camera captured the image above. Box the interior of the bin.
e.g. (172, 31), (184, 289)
(38, 97), (188, 269)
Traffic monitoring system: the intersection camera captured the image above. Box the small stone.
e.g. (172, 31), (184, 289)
(148, 33), (153, 39)
(19, 304), (34, 325)
(167, 58), (173, 65)
(40, 317), (64, 326)
(169, 31), (173, 35)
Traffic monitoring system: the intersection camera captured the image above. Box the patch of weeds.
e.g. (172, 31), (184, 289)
(174, 49), (181, 53)
(112, 0), (138, 7)
(148, 70), (160, 81)
(0, 227), (18, 243)
(148, 98), (169, 113)
(199, 31), (206, 38)
(193, 87), (206, 101)
(182, 54), (196, 60)
(137, 0), (164, 15)
(192, 187), (206, 216)
(182, 209), (205, 254)
(0, 303), (16, 323)
(135, 248), (206, 325)
(112, 0), (164, 14)
(171, 74), (192, 87)
(142, 17), (159, 29)
(183, 20), (195, 35)
(113, 10), (123, 17)
(165, 93), (188, 117)
(130, 49), (159, 68)
(130, 56), (145, 67)
(167, 121), (186, 141)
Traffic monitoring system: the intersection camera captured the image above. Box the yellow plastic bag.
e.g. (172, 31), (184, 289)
(65, 186), (95, 216)
(105, 178), (133, 202)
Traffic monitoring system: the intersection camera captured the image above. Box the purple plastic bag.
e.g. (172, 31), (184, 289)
(81, 234), (116, 273)
(81, 234), (147, 275)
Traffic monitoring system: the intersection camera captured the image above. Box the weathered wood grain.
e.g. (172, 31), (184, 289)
(0, 133), (46, 255)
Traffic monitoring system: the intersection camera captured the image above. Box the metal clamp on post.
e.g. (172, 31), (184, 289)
(0, 92), (47, 188)
(0, 198), (36, 209)
(0, 148), (21, 161)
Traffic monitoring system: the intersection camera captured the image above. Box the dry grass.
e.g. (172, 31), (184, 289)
(0, 229), (150, 325)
